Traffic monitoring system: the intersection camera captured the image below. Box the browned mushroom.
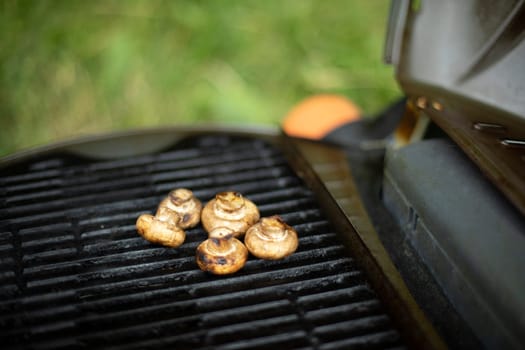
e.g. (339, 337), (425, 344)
(201, 191), (259, 237)
(157, 188), (202, 229)
(196, 227), (248, 275)
(136, 208), (185, 248)
(244, 215), (298, 260)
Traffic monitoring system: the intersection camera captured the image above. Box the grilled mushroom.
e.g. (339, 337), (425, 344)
(136, 208), (186, 248)
(201, 191), (259, 237)
(157, 188), (202, 229)
(196, 227), (248, 275)
(244, 215), (298, 260)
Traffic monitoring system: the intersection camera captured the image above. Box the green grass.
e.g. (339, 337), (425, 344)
(0, 0), (401, 156)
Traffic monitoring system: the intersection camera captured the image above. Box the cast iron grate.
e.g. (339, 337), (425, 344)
(0, 135), (404, 349)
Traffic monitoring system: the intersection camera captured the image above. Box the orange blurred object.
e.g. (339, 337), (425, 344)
(282, 94), (362, 139)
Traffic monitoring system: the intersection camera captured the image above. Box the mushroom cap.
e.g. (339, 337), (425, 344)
(244, 216), (298, 260)
(196, 227), (248, 275)
(136, 214), (186, 248)
(157, 188), (202, 229)
(201, 192), (260, 237)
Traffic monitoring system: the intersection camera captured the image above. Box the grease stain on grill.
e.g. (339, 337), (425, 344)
(0, 135), (404, 349)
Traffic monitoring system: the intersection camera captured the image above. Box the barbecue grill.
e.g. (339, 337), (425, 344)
(0, 127), (442, 349)
(2, 1), (525, 349)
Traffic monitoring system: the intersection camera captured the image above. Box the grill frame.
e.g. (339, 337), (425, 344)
(0, 126), (444, 349)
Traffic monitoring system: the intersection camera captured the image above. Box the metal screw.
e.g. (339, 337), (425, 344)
(431, 101), (443, 111)
(472, 122), (506, 134)
(500, 139), (525, 148)
(415, 96), (427, 109)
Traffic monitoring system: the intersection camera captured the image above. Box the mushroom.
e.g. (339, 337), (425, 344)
(201, 191), (259, 237)
(136, 208), (186, 248)
(196, 227), (248, 275)
(244, 215), (298, 260)
(157, 188), (202, 229)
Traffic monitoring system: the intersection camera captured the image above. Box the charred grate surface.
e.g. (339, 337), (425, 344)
(0, 135), (404, 349)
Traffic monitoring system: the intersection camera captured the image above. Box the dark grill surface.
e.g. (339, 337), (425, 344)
(0, 135), (404, 349)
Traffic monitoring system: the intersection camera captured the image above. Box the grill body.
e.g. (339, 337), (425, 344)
(1, 132), (405, 349)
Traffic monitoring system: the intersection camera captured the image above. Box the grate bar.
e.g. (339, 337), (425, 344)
(313, 315), (393, 340)
(305, 300), (383, 324)
(0, 169), (61, 185)
(319, 330), (402, 350)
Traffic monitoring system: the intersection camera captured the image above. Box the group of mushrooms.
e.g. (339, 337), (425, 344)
(136, 189), (298, 275)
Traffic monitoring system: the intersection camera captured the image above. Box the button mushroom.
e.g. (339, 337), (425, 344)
(157, 188), (202, 229)
(136, 208), (186, 248)
(244, 215), (298, 260)
(196, 227), (248, 275)
(201, 191), (259, 237)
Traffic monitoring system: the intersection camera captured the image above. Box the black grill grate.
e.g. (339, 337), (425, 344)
(0, 135), (404, 349)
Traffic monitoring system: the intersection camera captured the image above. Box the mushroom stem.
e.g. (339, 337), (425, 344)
(169, 188), (193, 205)
(207, 229), (235, 255)
(166, 189), (197, 212)
(259, 217), (288, 241)
(214, 192), (246, 219)
(157, 188), (202, 229)
(216, 192), (244, 210)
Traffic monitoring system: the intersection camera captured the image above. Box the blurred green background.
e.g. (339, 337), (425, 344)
(0, 0), (401, 157)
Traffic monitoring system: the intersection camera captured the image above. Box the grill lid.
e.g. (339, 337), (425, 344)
(385, 0), (525, 216)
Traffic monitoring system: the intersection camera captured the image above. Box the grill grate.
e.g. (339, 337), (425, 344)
(0, 135), (404, 349)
